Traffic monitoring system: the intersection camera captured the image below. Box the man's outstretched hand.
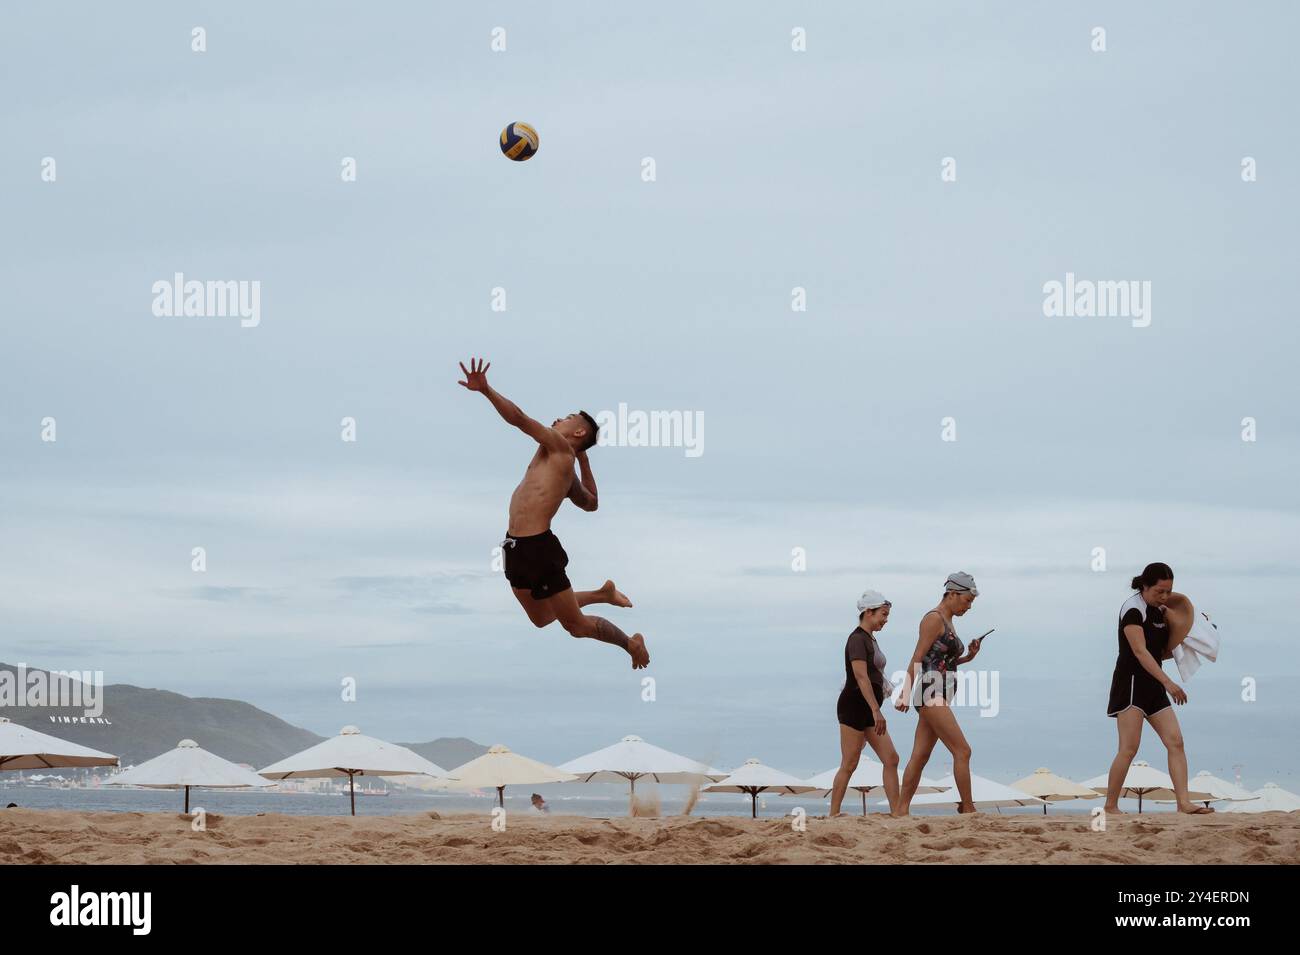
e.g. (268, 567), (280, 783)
(458, 357), (490, 393)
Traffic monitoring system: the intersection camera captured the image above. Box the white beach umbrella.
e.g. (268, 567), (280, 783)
(905, 772), (1047, 811)
(446, 744), (576, 808)
(107, 739), (273, 812)
(800, 758), (946, 815)
(258, 725), (452, 816)
(560, 734), (724, 803)
(1219, 782), (1300, 813)
(0, 717), (118, 771)
(1150, 771), (1259, 809)
(703, 758), (816, 818)
(1011, 767), (1102, 815)
(1081, 759), (1213, 813)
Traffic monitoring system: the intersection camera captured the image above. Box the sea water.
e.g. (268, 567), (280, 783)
(1, 783), (1114, 818)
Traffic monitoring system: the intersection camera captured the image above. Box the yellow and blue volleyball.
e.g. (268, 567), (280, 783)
(499, 121), (539, 161)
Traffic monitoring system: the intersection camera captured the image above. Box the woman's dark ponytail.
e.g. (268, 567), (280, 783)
(1131, 562), (1174, 591)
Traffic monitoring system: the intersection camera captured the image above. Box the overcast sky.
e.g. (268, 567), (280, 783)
(2, 1), (1296, 788)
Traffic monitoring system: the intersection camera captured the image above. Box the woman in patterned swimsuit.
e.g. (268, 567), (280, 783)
(895, 572), (986, 815)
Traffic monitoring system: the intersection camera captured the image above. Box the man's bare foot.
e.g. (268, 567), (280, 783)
(1102, 805), (1127, 815)
(628, 633), (650, 669)
(600, 580), (633, 608)
(957, 801), (978, 814)
(1177, 804), (1215, 814)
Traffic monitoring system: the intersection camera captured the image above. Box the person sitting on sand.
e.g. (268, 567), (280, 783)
(830, 590), (901, 816)
(895, 572), (986, 815)
(530, 793), (549, 814)
(458, 358), (649, 670)
(1103, 562), (1213, 815)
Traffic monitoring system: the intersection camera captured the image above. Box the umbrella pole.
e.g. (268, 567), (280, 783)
(1042, 803), (1047, 816)
(629, 776), (635, 816)
(350, 773), (356, 816)
(1138, 792), (1143, 814)
(751, 789), (757, 819)
(497, 785), (504, 808)
(185, 785), (190, 814)
(861, 791), (866, 816)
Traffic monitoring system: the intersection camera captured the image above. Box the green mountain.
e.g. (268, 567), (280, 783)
(0, 663), (487, 770)
(399, 737), (490, 772)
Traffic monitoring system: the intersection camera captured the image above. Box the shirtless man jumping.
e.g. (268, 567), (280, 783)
(458, 357), (650, 669)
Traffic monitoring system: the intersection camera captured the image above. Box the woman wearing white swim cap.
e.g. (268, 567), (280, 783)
(894, 572), (986, 815)
(830, 589), (902, 816)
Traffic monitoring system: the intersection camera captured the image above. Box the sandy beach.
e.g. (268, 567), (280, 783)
(3, 809), (1297, 864)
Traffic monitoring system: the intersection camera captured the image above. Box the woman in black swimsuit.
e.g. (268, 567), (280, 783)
(830, 590), (901, 816)
(895, 572), (986, 815)
(1102, 562), (1213, 815)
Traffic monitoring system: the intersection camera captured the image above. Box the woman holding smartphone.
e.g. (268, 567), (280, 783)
(1103, 562), (1213, 815)
(895, 572), (986, 815)
(830, 590), (901, 816)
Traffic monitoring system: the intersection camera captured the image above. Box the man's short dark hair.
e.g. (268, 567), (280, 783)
(578, 411), (599, 451)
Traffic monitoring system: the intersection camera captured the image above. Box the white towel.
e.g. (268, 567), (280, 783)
(1172, 610), (1220, 681)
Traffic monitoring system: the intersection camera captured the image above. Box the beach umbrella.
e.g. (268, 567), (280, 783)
(904, 772), (1046, 811)
(800, 758), (946, 815)
(446, 744), (576, 808)
(1011, 767), (1102, 815)
(1219, 782), (1300, 813)
(258, 725), (451, 816)
(1150, 771), (1259, 809)
(703, 758), (816, 818)
(560, 734), (724, 810)
(0, 717), (118, 771)
(106, 739), (273, 812)
(1081, 760), (1213, 813)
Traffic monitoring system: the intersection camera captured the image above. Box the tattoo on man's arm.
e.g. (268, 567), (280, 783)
(569, 474), (596, 510)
